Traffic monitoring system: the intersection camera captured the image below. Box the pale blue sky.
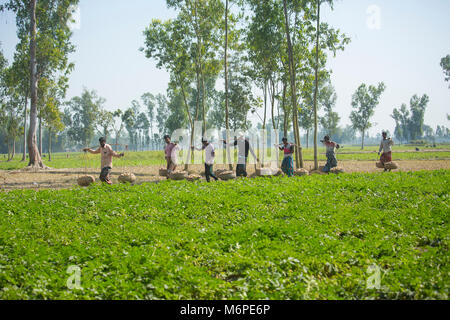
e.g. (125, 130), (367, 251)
(0, 0), (449, 136)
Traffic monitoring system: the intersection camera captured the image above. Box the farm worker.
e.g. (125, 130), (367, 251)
(222, 134), (259, 177)
(275, 137), (295, 177)
(83, 137), (124, 184)
(164, 135), (178, 176)
(191, 138), (218, 182)
(320, 135), (340, 173)
(378, 131), (394, 171)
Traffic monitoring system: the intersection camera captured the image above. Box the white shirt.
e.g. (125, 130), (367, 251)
(379, 138), (394, 153)
(204, 143), (215, 165)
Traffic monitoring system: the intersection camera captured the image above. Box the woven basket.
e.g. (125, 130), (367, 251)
(118, 172), (136, 184)
(169, 171), (188, 180)
(77, 175), (95, 187)
(159, 168), (168, 177)
(384, 162), (398, 170)
(218, 171), (236, 181)
(294, 168), (309, 176)
(375, 162), (384, 169)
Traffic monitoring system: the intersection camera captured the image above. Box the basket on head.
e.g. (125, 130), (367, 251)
(169, 171), (188, 180)
(159, 168), (168, 177)
(218, 170), (236, 181)
(294, 168), (309, 176)
(384, 162), (398, 170)
(77, 175), (95, 187)
(118, 172), (136, 184)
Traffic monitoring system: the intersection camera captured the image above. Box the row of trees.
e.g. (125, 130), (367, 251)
(0, 1), (448, 166)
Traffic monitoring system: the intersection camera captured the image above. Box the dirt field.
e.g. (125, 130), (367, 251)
(0, 159), (449, 191)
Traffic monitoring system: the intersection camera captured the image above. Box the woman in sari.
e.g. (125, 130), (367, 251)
(276, 137), (295, 177)
(320, 135), (340, 173)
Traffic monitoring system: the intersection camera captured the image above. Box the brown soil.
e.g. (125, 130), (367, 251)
(0, 160), (449, 191)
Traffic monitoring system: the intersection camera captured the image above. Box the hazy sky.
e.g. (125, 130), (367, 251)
(0, 0), (449, 137)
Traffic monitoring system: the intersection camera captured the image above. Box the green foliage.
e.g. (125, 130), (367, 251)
(0, 171), (448, 299)
(64, 89), (105, 147)
(391, 94), (429, 143)
(350, 82), (386, 149)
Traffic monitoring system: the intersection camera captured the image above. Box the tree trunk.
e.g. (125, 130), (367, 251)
(224, 0), (232, 170)
(361, 129), (365, 150)
(21, 96), (28, 161)
(12, 139), (16, 159)
(282, 80), (287, 138)
(283, 0), (303, 168)
(48, 129), (52, 161)
(313, 0), (321, 170)
(38, 113), (42, 156)
(27, 0), (44, 168)
(306, 129), (309, 149)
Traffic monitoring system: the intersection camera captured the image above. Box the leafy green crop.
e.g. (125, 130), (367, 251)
(0, 171), (448, 299)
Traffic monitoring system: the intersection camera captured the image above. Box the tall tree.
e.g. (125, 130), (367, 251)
(1, 0), (79, 167)
(319, 85), (339, 137)
(350, 82), (386, 149)
(282, 0), (303, 168)
(65, 88), (103, 147)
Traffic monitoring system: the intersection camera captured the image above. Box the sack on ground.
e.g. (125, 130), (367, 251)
(256, 167), (275, 176)
(169, 171), (188, 180)
(294, 168), (309, 176)
(218, 170), (236, 181)
(186, 174), (201, 182)
(376, 162), (384, 169)
(331, 167), (345, 174)
(77, 175), (95, 186)
(384, 162), (398, 170)
(118, 172), (136, 183)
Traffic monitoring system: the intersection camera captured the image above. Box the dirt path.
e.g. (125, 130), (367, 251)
(1, 160), (449, 191)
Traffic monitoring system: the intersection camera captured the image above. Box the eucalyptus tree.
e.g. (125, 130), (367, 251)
(165, 0), (223, 135)
(65, 88), (103, 148)
(1, 0), (79, 167)
(350, 82), (386, 149)
(319, 84), (339, 137)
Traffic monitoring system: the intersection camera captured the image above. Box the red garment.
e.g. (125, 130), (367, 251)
(380, 151), (392, 164)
